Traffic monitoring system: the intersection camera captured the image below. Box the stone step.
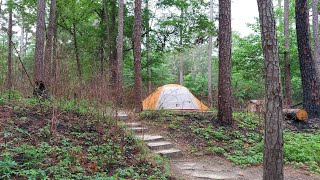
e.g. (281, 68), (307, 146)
(147, 141), (173, 151)
(128, 127), (148, 133)
(155, 148), (182, 158)
(114, 111), (129, 120)
(136, 135), (164, 143)
(125, 122), (141, 127)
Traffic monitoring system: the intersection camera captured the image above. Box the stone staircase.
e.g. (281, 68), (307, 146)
(120, 115), (182, 159)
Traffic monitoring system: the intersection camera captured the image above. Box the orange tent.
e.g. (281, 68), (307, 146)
(143, 84), (209, 111)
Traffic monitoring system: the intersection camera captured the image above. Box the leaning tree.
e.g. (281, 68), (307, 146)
(295, 0), (320, 119)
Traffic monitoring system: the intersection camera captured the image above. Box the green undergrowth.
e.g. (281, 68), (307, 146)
(0, 93), (170, 179)
(141, 110), (320, 174)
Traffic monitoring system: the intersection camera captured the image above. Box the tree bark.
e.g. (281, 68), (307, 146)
(117, 0), (124, 104)
(109, 0), (118, 90)
(133, 0), (143, 112)
(145, 0), (152, 94)
(7, 3), (13, 91)
(0, 0), (2, 14)
(257, 1), (284, 179)
(44, 0), (56, 85)
(72, 23), (82, 81)
(295, 0), (320, 118)
(208, 0), (214, 107)
(52, 9), (58, 94)
(103, 0), (111, 70)
(312, 0), (320, 77)
(34, 0), (46, 83)
(218, 0), (233, 125)
(20, 27), (24, 57)
(179, 52), (184, 85)
(278, 0), (282, 24)
(179, 7), (184, 85)
(284, 0), (292, 107)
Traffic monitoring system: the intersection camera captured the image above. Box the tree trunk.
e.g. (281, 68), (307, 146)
(208, 0), (214, 107)
(24, 31), (28, 55)
(34, 0), (46, 83)
(103, 0), (111, 66)
(257, 1), (284, 179)
(117, 0), (124, 104)
(179, 8), (184, 85)
(52, 10), (58, 95)
(0, 0), (2, 14)
(284, 0), (292, 108)
(44, 0), (56, 86)
(179, 52), (184, 85)
(218, 0), (233, 125)
(278, 0), (282, 24)
(145, 0), (152, 94)
(312, 0), (320, 77)
(109, 0), (118, 90)
(72, 23), (82, 81)
(295, 0), (320, 118)
(133, 0), (143, 113)
(99, 39), (104, 74)
(20, 27), (24, 57)
(99, 13), (105, 75)
(7, 4), (13, 91)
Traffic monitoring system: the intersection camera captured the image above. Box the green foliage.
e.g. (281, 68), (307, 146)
(0, 99), (170, 179)
(146, 111), (320, 173)
(284, 132), (320, 174)
(0, 90), (23, 100)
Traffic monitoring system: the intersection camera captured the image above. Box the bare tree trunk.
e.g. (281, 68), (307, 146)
(133, 0), (143, 112)
(117, 0), (124, 104)
(72, 23), (82, 81)
(7, 4), (13, 91)
(208, 0), (214, 107)
(284, 0), (292, 107)
(34, 0), (46, 83)
(109, 0), (118, 90)
(179, 8), (184, 85)
(296, 0), (320, 118)
(44, 0), (56, 86)
(257, 0), (284, 179)
(312, 0), (320, 77)
(103, 0), (111, 61)
(24, 31), (28, 55)
(99, 39), (104, 74)
(145, 0), (152, 94)
(218, 0), (233, 125)
(52, 10), (58, 95)
(20, 27), (24, 57)
(179, 52), (183, 85)
(0, 0), (2, 14)
(278, 0), (282, 24)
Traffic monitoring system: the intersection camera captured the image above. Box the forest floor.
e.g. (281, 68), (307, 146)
(0, 96), (172, 179)
(139, 111), (320, 180)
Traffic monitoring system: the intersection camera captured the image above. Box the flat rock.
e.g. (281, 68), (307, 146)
(155, 148), (182, 158)
(125, 122), (141, 127)
(128, 127), (148, 133)
(192, 171), (237, 180)
(115, 111), (129, 120)
(147, 141), (172, 150)
(136, 135), (164, 142)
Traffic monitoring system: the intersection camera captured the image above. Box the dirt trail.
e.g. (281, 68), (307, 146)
(170, 155), (320, 180)
(137, 120), (320, 180)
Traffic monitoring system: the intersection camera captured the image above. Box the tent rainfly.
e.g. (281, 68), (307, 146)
(143, 84), (209, 111)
